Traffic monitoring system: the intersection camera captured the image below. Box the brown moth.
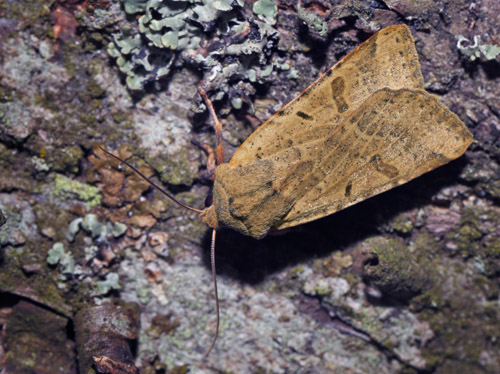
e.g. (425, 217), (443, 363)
(100, 24), (473, 355)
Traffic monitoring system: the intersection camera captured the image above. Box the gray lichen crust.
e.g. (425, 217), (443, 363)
(107, 0), (283, 94)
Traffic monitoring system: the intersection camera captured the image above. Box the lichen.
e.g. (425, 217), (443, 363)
(253, 0), (277, 25)
(82, 213), (106, 239)
(456, 34), (500, 61)
(107, 0), (243, 90)
(106, 0), (280, 102)
(53, 174), (102, 208)
(46, 242), (80, 280)
(112, 222), (128, 237)
(95, 272), (121, 295)
(66, 218), (83, 242)
(47, 242), (65, 265)
(297, 4), (328, 36)
(387, 212), (414, 235)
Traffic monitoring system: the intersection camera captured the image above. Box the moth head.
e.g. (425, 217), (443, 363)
(200, 205), (218, 229)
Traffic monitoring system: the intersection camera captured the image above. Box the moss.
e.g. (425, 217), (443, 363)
(33, 204), (73, 243)
(83, 76), (106, 99)
(48, 145), (84, 173)
(112, 110), (132, 125)
(473, 275), (499, 300)
(412, 230), (441, 258)
(169, 365), (189, 374)
(288, 264), (304, 279)
(452, 207), (499, 260)
(3, 0), (54, 39)
(0, 85), (15, 102)
(148, 152), (198, 187)
(388, 212), (414, 235)
(34, 91), (61, 112)
(411, 285), (445, 312)
(413, 241), (500, 373)
(363, 237), (428, 300)
(0, 246), (73, 316)
(482, 238), (500, 277)
(4, 301), (74, 373)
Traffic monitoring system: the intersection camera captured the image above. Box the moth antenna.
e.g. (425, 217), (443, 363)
(198, 85), (223, 355)
(96, 145), (204, 214)
(198, 84), (225, 165)
(205, 228), (219, 356)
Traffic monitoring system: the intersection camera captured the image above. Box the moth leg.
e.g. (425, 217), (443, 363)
(198, 84), (225, 165)
(191, 138), (216, 182)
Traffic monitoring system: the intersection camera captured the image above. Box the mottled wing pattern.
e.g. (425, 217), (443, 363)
(276, 88), (473, 229)
(229, 25), (424, 166)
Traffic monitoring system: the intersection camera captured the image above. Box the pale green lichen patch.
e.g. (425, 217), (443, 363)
(47, 242), (65, 265)
(112, 222), (128, 237)
(66, 218), (83, 242)
(53, 174), (101, 208)
(0, 197), (37, 247)
(253, 0), (277, 25)
(106, 0), (282, 105)
(46, 242), (81, 281)
(82, 213), (105, 239)
(297, 4), (328, 36)
(456, 35), (500, 61)
(95, 272), (121, 295)
(107, 0), (244, 91)
(84, 245), (98, 262)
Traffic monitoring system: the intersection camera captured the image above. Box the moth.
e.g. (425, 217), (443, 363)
(99, 24), (473, 355)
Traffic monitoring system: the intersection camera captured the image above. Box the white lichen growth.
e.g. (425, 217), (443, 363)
(66, 217), (83, 242)
(253, 0), (277, 25)
(47, 242), (65, 265)
(95, 272), (121, 295)
(456, 34), (500, 61)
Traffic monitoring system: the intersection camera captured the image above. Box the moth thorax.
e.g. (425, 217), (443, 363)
(200, 205), (218, 229)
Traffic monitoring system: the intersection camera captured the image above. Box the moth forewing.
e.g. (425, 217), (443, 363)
(276, 88), (473, 230)
(228, 24), (424, 166)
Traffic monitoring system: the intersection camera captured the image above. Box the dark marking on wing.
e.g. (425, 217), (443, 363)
(345, 182), (352, 197)
(370, 154), (399, 178)
(296, 111), (313, 120)
(331, 77), (349, 113)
